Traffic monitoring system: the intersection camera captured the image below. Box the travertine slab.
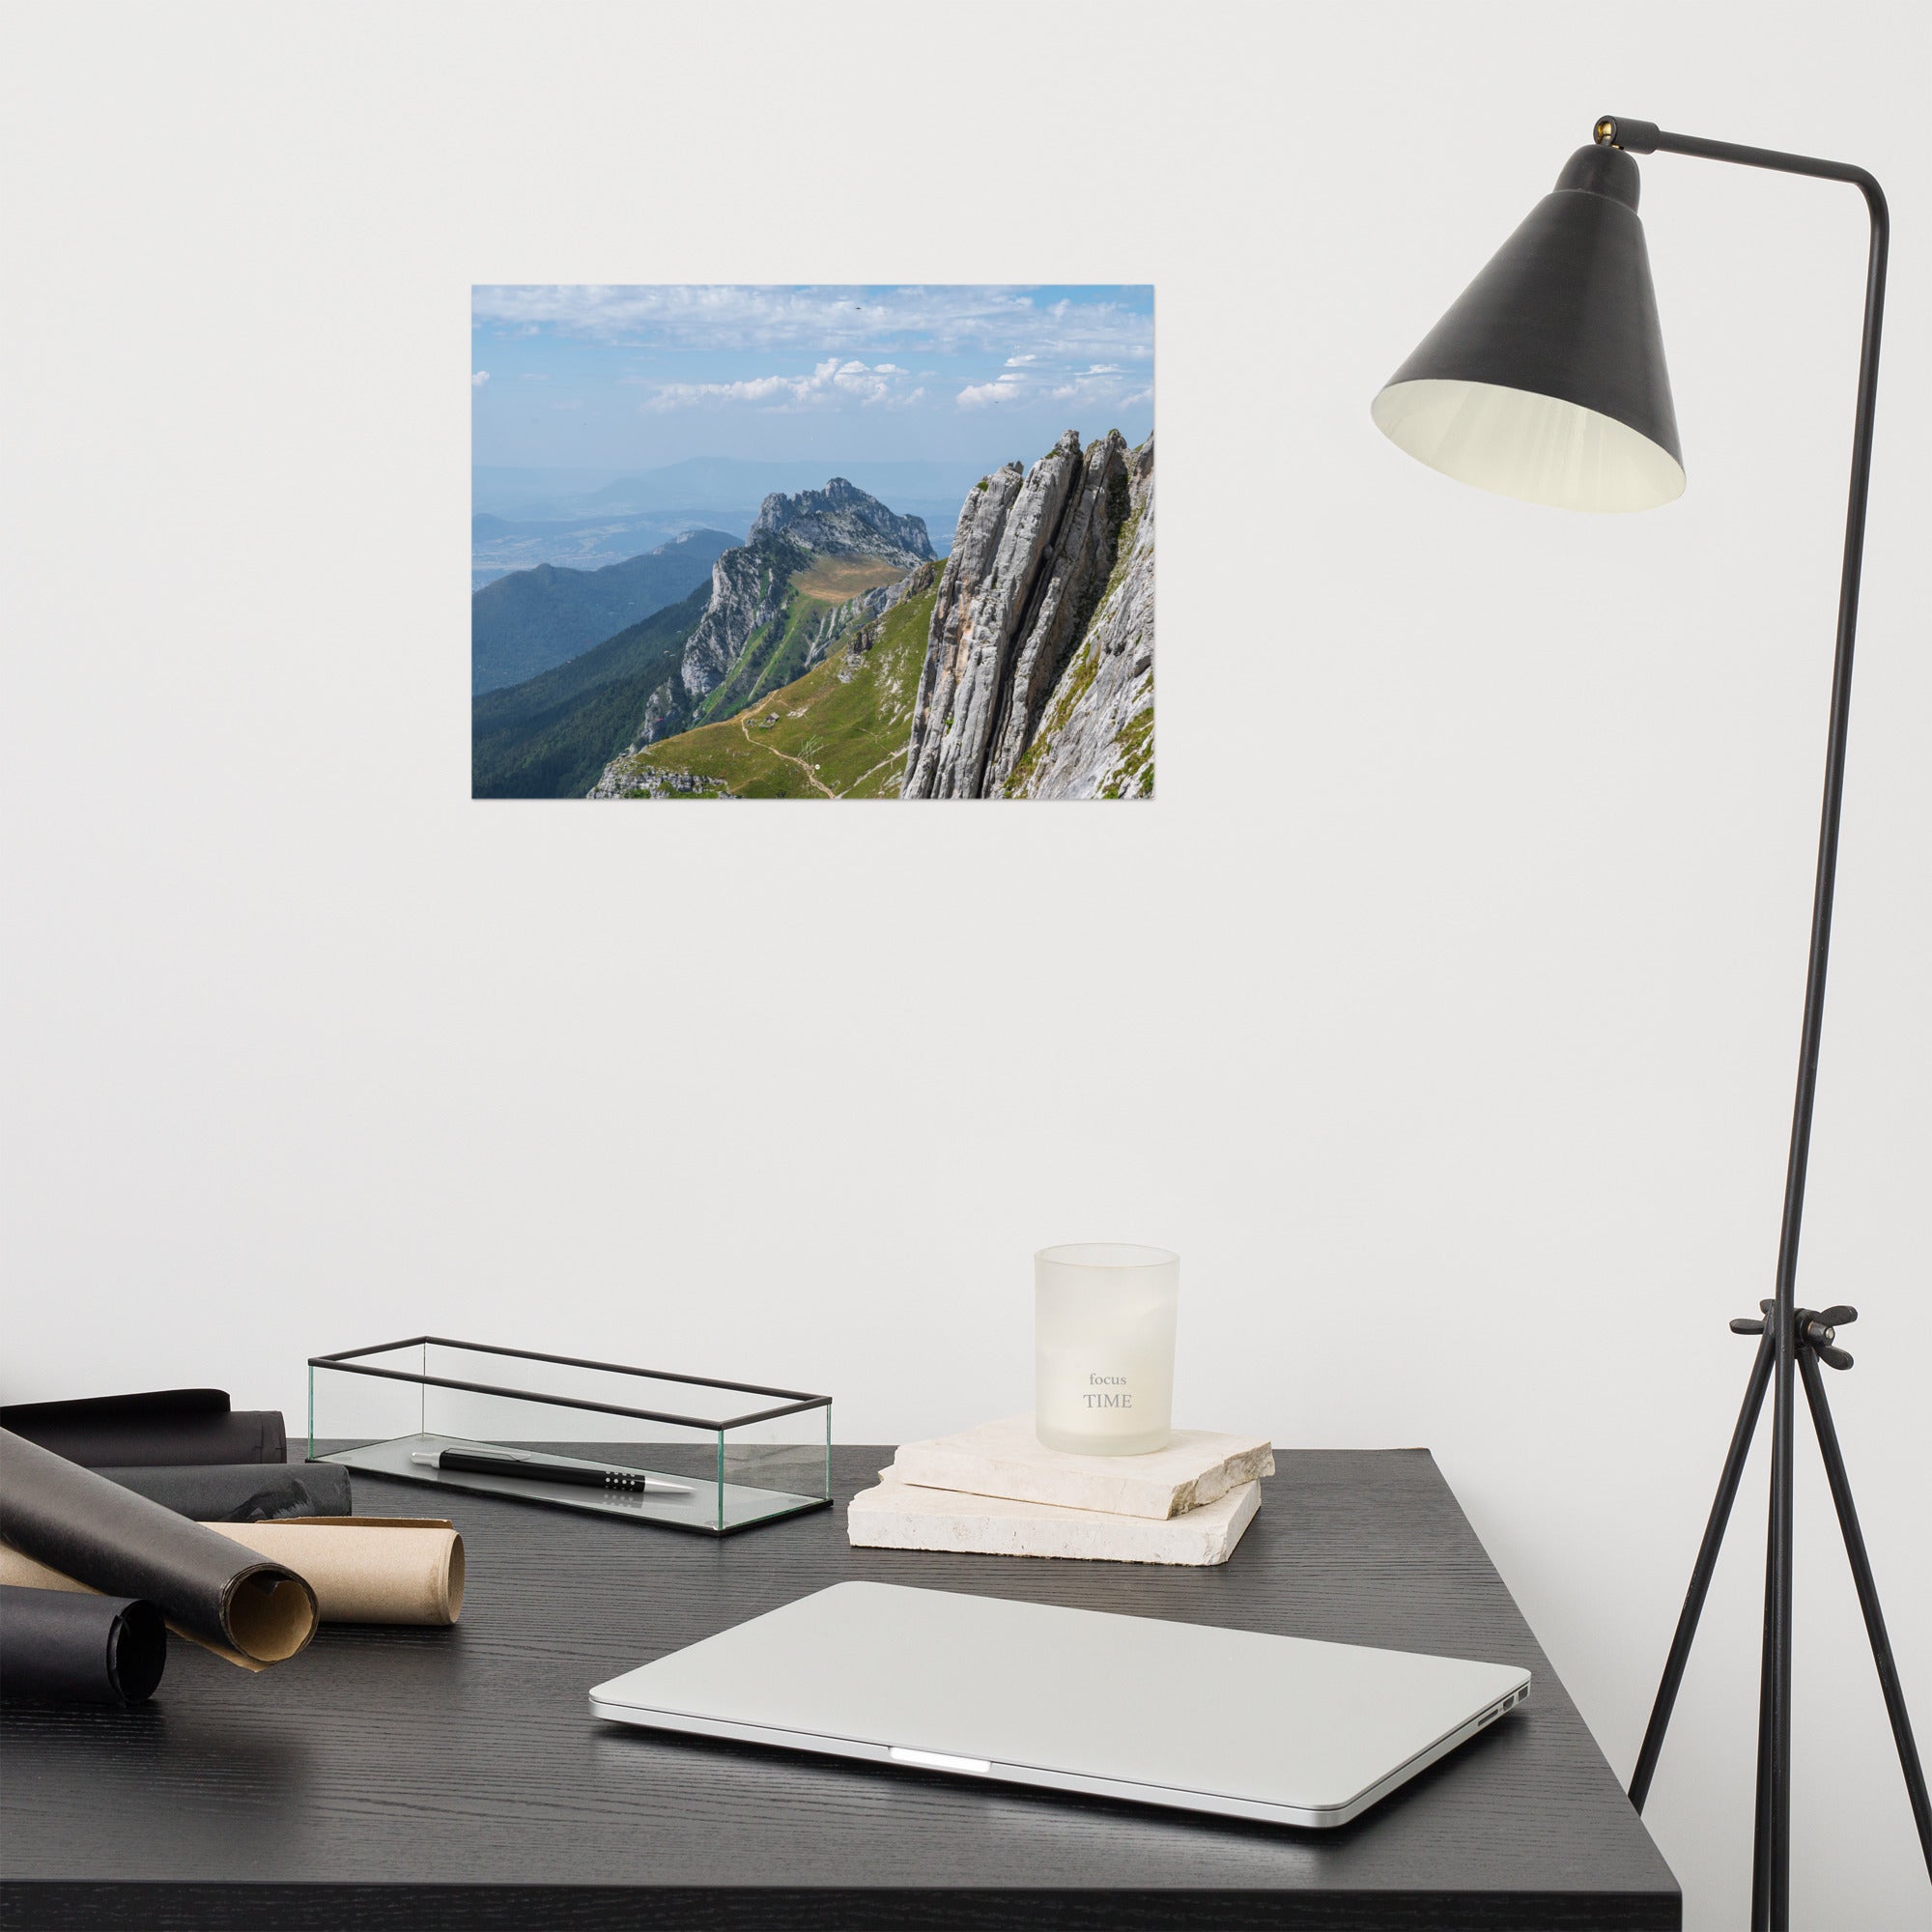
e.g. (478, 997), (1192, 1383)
(890, 1415), (1274, 1520)
(847, 1467), (1261, 1566)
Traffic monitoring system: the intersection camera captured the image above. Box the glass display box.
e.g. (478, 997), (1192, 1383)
(308, 1337), (832, 1535)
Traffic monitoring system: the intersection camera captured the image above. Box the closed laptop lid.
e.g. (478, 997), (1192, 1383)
(590, 1580), (1529, 1821)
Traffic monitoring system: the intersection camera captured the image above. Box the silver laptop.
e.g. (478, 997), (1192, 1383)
(589, 1581), (1530, 1828)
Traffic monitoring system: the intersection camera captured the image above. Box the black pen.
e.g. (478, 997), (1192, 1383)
(411, 1446), (690, 1495)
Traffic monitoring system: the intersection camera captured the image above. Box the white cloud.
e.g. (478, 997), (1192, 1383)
(470, 370), (490, 389)
(955, 353), (1156, 414)
(956, 375), (1031, 410)
(638, 356), (919, 413)
(469, 284), (1152, 362)
(1046, 364), (1152, 407)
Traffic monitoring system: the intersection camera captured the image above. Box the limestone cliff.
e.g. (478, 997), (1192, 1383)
(902, 430), (1151, 800)
(1006, 440), (1153, 799)
(668, 538), (805, 711)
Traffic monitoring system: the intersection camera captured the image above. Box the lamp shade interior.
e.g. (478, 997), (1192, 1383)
(1372, 377), (1685, 512)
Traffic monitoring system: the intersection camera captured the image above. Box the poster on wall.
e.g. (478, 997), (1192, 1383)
(471, 285), (1153, 800)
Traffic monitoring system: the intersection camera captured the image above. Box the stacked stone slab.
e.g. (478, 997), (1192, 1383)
(847, 1416), (1273, 1567)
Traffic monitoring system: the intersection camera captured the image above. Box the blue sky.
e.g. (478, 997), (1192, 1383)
(470, 284), (1153, 470)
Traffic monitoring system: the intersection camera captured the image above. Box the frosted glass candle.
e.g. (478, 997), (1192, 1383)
(1034, 1243), (1179, 1456)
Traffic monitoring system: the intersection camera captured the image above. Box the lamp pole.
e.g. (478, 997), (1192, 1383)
(1589, 118), (1922, 1932)
(1375, 113), (1926, 1928)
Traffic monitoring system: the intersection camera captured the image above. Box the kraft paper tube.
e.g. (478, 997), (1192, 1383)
(0, 1584), (168, 1705)
(200, 1520), (465, 1626)
(0, 1429), (316, 1670)
(0, 1522), (464, 1629)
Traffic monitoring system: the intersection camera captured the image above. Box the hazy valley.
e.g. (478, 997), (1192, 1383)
(470, 529), (733, 692)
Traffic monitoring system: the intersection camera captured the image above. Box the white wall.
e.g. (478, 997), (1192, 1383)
(4, 3), (1927, 1923)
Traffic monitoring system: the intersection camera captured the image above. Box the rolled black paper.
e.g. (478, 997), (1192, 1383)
(0, 1585), (166, 1705)
(95, 1462), (352, 1522)
(0, 1390), (286, 1467)
(0, 1430), (317, 1667)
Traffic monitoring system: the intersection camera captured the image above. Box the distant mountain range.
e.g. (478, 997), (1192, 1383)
(472, 440), (1153, 801)
(471, 457), (987, 562)
(471, 529), (733, 694)
(472, 480), (930, 798)
(470, 512), (743, 591)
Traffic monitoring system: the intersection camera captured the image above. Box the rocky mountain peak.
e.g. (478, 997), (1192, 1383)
(749, 478), (934, 563)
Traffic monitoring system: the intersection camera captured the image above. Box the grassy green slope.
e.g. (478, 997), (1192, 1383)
(603, 579), (937, 799)
(471, 582), (708, 798)
(695, 590), (816, 724)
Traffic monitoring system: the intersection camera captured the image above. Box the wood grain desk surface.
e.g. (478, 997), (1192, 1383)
(1, 1445), (1679, 1930)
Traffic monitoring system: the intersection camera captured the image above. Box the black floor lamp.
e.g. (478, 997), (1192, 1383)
(1371, 116), (1929, 1931)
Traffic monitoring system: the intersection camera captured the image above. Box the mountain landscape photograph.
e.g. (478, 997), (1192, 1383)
(472, 285), (1153, 799)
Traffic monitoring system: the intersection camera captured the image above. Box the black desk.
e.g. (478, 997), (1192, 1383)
(2, 1447), (1679, 1930)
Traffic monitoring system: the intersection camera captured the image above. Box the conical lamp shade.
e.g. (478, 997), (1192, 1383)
(1373, 145), (1684, 512)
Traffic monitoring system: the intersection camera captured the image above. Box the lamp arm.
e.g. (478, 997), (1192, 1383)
(1598, 114), (1890, 1932)
(1595, 115), (1885, 206)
